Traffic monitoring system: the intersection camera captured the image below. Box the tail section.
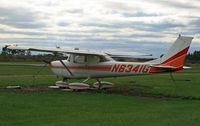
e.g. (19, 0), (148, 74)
(149, 35), (193, 69)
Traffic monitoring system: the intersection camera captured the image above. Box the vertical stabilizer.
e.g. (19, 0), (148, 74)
(149, 35), (193, 68)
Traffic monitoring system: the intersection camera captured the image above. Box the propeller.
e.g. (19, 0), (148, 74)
(32, 64), (48, 78)
(32, 60), (52, 84)
(43, 60), (51, 64)
(32, 59), (73, 85)
(32, 60), (52, 78)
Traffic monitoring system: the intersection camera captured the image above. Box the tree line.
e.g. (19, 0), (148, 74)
(0, 45), (66, 62)
(186, 51), (200, 64)
(0, 45), (199, 65)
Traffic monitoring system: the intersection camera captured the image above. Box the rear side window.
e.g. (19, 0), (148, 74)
(74, 55), (86, 63)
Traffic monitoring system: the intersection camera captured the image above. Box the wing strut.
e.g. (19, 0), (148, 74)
(59, 60), (73, 76)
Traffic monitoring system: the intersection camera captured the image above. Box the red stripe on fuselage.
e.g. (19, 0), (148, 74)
(49, 64), (112, 71)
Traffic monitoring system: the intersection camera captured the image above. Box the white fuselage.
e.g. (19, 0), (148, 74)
(49, 54), (153, 79)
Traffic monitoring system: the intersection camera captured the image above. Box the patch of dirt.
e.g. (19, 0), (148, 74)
(105, 86), (200, 100)
(106, 86), (180, 100)
(0, 86), (57, 93)
(0, 85), (200, 100)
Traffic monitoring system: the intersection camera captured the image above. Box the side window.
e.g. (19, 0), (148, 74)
(99, 56), (108, 62)
(87, 55), (109, 63)
(87, 55), (100, 63)
(74, 55), (85, 63)
(93, 56), (100, 63)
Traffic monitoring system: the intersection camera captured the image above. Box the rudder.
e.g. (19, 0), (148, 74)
(149, 35), (193, 68)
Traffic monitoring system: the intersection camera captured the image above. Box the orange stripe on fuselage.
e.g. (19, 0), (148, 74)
(49, 64), (112, 71)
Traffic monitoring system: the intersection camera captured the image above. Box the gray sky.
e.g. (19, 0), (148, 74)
(0, 0), (200, 57)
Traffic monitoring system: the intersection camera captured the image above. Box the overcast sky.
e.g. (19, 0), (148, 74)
(0, 0), (200, 57)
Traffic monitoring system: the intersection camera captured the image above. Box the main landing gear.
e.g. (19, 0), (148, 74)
(55, 78), (115, 90)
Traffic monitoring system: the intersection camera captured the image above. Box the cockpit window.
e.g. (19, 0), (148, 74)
(99, 56), (109, 62)
(93, 56), (100, 62)
(74, 55), (86, 63)
(87, 55), (109, 63)
(71, 54), (111, 64)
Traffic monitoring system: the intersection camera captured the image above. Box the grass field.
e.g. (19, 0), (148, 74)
(0, 63), (200, 126)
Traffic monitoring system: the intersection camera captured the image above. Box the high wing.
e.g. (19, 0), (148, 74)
(7, 46), (104, 56)
(7, 45), (152, 57)
(104, 50), (152, 57)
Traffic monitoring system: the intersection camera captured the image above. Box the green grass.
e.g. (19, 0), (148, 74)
(0, 65), (56, 87)
(0, 92), (200, 126)
(0, 63), (200, 126)
(0, 64), (200, 98)
(0, 65), (52, 75)
(0, 61), (44, 64)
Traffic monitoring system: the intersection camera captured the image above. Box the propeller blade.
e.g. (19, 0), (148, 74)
(43, 60), (51, 64)
(59, 60), (73, 76)
(32, 64), (48, 78)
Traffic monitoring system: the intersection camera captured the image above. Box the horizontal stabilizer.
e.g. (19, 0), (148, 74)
(183, 66), (192, 69)
(150, 65), (177, 69)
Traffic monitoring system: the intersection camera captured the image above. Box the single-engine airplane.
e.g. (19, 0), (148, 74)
(8, 35), (193, 89)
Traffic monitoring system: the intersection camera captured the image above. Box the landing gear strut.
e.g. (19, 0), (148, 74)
(63, 78), (68, 82)
(96, 79), (102, 89)
(82, 77), (90, 83)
